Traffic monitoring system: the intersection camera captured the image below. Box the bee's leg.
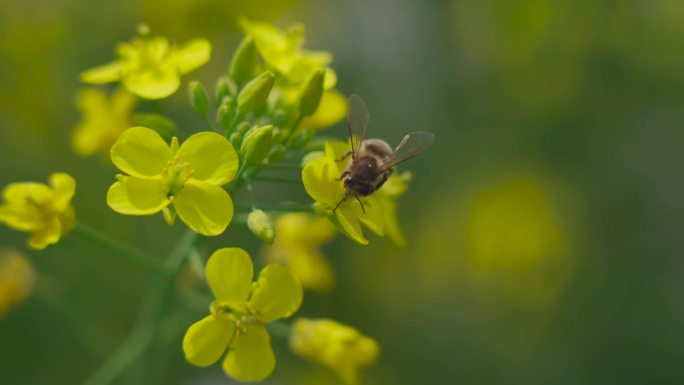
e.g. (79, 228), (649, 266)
(335, 150), (354, 162)
(354, 195), (366, 214)
(336, 170), (351, 181)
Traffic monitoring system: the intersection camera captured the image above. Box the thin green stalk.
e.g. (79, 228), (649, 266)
(72, 223), (164, 273)
(85, 229), (198, 385)
(283, 113), (304, 146)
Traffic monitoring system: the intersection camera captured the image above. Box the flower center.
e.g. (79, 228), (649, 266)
(162, 156), (194, 196)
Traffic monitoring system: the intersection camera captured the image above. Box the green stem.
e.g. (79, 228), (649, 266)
(72, 223), (164, 273)
(283, 113), (304, 146)
(85, 229), (198, 385)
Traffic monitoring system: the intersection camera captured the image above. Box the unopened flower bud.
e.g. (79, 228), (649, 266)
(217, 99), (236, 131)
(215, 76), (237, 103)
(188, 81), (210, 115)
(237, 71), (275, 114)
(240, 125), (273, 164)
(299, 69), (325, 116)
(267, 144), (287, 163)
(230, 36), (259, 85)
(247, 209), (275, 244)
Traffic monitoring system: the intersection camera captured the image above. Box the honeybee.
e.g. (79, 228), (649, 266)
(333, 94), (434, 212)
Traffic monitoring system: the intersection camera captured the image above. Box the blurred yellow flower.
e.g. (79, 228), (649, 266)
(0, 173), (76, 250)
(72, 88), (137, 157)
(290, 318), (380, 385)
(263, 213), (336, 293)
(0, 249), (35, 317)
(240, 18), (336, 90)
(183, 248), (302, 381)
(466, 174), (566, 271)
(302, 141), (408, 245)
(107, 127), (238, 236)
(80, 33), (210, 99)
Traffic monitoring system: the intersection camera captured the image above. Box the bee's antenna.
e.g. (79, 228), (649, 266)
(332, 194), (348, 213)
(354, 195), (366, 214)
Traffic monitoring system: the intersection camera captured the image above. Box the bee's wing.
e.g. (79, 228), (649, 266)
(381, 132), (435, 170)
(347, 94), (370, 157)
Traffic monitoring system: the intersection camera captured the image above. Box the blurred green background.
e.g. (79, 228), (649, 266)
(2, 0), (684, 384)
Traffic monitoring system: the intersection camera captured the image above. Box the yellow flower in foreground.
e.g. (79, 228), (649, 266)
(107, 127), (238, 236)
(0, 249), (35, 317)
(72, 88), (137, 157)
(263, 213), (336, 293)
(302, 141), (408, 245)
(240, 18), (336, 90)
(183, 248), (303, 381)
(290, 318), (380, 385)
(80, 34), (210, 99)
(0, 173), (76, 250)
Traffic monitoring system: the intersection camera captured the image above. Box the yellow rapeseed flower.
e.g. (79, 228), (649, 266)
(300, 89), (346, 131)
(72, 88), (137, 157)
(0, 173), (76, 250)
(183, 248), (303, 381)
(301, 141), (408, 245)
(263, 213), (336, 293)
(107, 127), (238, 236)
(0, 249), (35, 317)
(240, 18), (336, 90)
(290, 318), (380, 385)
(80, 33), (211, 99)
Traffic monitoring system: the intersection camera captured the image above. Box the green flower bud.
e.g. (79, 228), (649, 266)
(267, 143), (287, 163)
(238, 71), (275, 114)
(230, 36), (259, 85)
(215, 76), (237, 103)
(240, 125), (273, 164)
(299, 69), (325, 116)
(228, 122), (250, 148)
(247, 209), (275, 244)
(188, 80), (210, 115)
(217, 98), (236, 131)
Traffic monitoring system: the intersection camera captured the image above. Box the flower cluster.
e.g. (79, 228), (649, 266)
(0, 19), (430, 384)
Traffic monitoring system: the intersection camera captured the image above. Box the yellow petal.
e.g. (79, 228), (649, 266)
(378, 198), (406, 247)
(174, 181), (233, 236)
(111, 127), (171, 178)
(106, 177), (169, 215)
(332, 206), (368, 245)
(49, 173), (76, 211)
(0, 183), (52, 231)
(302, 157), (344, 208)
(173, 38), (211, 74)
(205, 248), (253, 306)
(123, 68), (180, 100)
(80, 61), (122, 84)
(27, 217), (61, 250)
(357, 196), (385, 237)
(176, 132), (238, 185)
(223, 325), (275, 382)
(182, 314), (235, 367)
(249, 264), (302, 323)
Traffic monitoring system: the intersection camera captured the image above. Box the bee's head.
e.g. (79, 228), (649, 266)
(344, 177), (372, 196)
